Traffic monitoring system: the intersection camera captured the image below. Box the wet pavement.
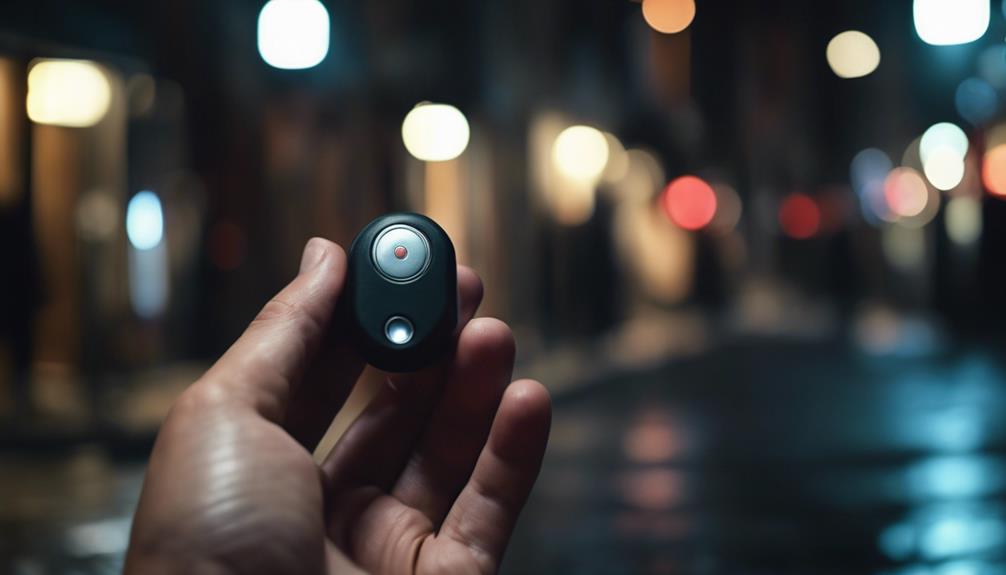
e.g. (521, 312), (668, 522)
(505, 338), (1006, 574)
(4, 337), (1006, 574)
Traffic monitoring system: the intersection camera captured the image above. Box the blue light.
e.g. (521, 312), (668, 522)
(955, 78), (999, 126)
(126, 191), (163, 250)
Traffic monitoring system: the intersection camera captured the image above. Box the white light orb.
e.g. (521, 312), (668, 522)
(826, 31), (881, 79)
(401, 103), (471, 162)
(27, 60), (111, 128)
(551, 125), (610, 184)
(258, 0), (331, 70)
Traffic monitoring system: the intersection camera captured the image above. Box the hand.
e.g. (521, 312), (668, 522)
(125, 238), (552, 574)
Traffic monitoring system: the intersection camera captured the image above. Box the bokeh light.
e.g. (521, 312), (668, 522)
(826, 31), (881, 79)
(955, 77), (998, 126)
(885, 167), (929, 218)
(913, 0), (990, 46)
(126, 191), (164, 251)
(882, 225), (926, 272)
(662, 176), (716, 231)
(401, 103), (471, 162)
(552, 125), (610, 185)
(920, 122), (968, 165)
(778, 193), (820, 239)
(601, 132), (630, 184)
(614, 149), (665, 202)
(26, 60), (111, 128)
(710, 182), (742, 235)
(983, 145), (1006, 197)
(257, 0), (330, 70)
(945, 196), (982, 246)
(978, 45), (1006, 89)
(923, 147), (965, 191)
(851, 148), (895, 224)
(641, 0), (696, 34)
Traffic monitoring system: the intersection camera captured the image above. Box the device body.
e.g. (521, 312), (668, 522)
(342, 213), (457, 372)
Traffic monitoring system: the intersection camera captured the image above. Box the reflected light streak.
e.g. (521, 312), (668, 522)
(26, 60), (111, 128)
(826, 31), (881, 79)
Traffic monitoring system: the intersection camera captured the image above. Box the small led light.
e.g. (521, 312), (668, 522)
(385, 316), (414, 345)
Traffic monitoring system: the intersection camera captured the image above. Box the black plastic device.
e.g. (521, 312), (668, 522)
(342, 213), (458, 372)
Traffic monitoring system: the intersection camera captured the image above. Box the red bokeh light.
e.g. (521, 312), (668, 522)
(661, 176), (717, 231)
(779, 193), (820, 239)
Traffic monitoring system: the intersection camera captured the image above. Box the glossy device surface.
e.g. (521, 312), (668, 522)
(342, 213), (457, 372)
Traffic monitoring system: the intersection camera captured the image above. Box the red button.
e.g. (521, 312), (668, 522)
(394, 246), (408, 259)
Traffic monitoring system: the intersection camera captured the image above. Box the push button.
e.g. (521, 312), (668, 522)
(384, 316), (414, 344)
(372, 224), (430, 282)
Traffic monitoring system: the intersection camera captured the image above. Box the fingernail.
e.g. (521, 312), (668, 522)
(299, 239), (324, 274)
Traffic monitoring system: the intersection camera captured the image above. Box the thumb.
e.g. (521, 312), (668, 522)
(201, 238), (347, 422)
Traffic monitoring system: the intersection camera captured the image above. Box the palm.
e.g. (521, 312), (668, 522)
(126, 240), (551, 575)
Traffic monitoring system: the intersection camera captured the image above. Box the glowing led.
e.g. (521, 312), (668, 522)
(26, 60), (111, 128)
(662, 176), (716, 231)
(778, 194), (820, 239)
(885, 168), (929, 218)
(920, 123), (969, 165)
(913, 0), (990, 46)
(945, 196), (982, 246)
(552, 125), (610, 185)
(641, 0), (696, 34)
(257, 0), (330, 70)
(401, 103), (470, 162)
(826, 31), (881, 79)
(984, 145), (1006, 197)
(126, 191), (164, 250)
(923, 147), (966, 191)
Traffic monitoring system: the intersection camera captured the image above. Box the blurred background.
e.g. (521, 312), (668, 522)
(2, 0), (1006, 573)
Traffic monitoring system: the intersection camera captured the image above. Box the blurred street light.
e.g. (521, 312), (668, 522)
(923, 147), (966, 191)
(885, 168), (929, 218)
(913, 0), (989, 46)
(552, 125), (610, 185)
(401, 103), (470, 162)
(126, 191), (164, 251)
(920, 123), (968, 165)
(662, 176), (716, 231)
(778, 193), (820, 239)
(641, 0), (696, 34)
(826, 31), (881, 79)
(257, 0), (330, 70)
(984, 145), (1006, 197)
(26, 59), (110, 127)
(945, 196), (982, 246)
(955, 78), (998, 126)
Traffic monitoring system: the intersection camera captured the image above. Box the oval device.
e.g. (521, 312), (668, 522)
(342, 213), (458, 372)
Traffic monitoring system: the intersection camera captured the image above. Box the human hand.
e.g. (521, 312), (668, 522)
(125, 238), (551, 574)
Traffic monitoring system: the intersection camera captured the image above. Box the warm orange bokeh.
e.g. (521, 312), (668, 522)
(983, 145), (1006, 197)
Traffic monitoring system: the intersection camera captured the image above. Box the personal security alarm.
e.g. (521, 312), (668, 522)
(342, 213), (458, 372)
